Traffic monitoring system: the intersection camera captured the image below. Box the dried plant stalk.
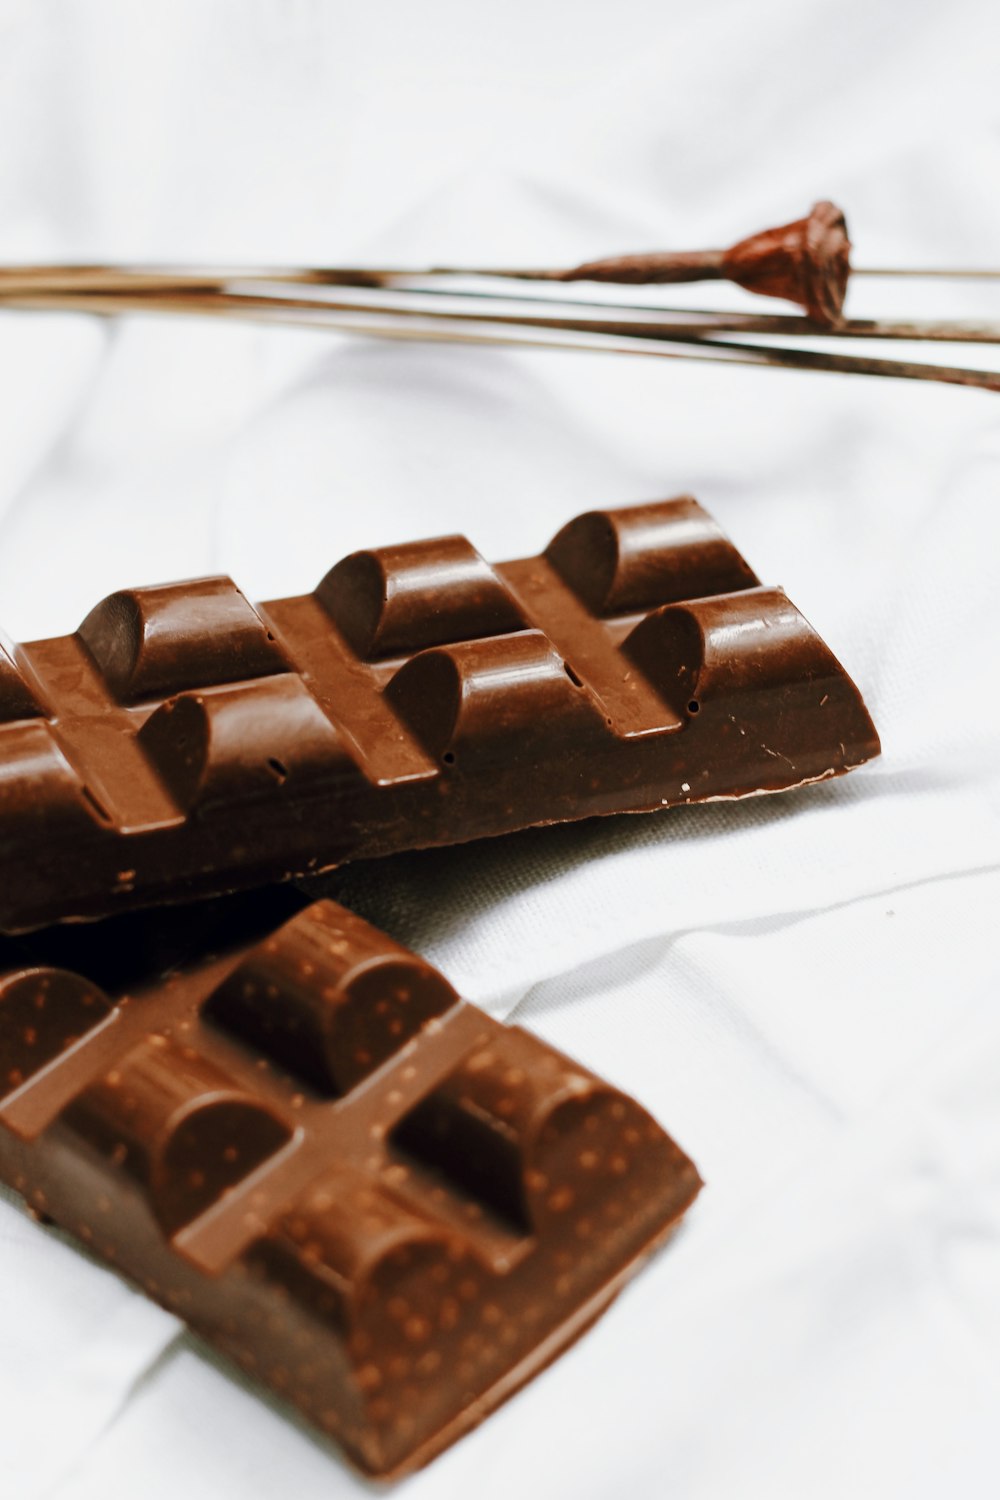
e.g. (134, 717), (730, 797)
(4, 284), (998, 395)
(0, 204), (851, 324)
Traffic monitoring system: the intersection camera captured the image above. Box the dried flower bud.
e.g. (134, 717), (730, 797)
(722, 201), (851, 326)
(551, 202), (851, 323)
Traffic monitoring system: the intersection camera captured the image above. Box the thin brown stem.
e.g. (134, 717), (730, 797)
(4, 277), (1000, 346)
(3, 285), (998, 394)
(855, 266), (1000, 279)
(0, 203), (851, 323)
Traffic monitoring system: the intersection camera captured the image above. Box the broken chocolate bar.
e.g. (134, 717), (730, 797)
(0, 496), (879, 930)
(0, 895), (701, 1476)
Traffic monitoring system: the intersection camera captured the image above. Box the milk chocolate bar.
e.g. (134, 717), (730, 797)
(0, 497), (879, 930)
(0, 894), (701, 1475)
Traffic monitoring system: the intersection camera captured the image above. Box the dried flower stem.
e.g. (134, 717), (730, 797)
(6, 266), (1000, 355)
(4, 285), (998, 394)
(3, 275), (1000, 346)
(855, 266), (1000, 279)
(0, 202), (854, 323)
(2, 201), (997, 344)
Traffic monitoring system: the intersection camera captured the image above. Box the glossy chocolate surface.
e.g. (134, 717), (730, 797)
(0, 497), (879, 930)
(0, 895), (701, 1475)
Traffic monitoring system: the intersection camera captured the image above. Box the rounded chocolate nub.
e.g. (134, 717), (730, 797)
(205, 901), (459, 1096)
(65, 1036), (292, 1234)
(723, 200), (851, 326)
(0, 968), (113, 1099)
(317, 537), (525, 660)
(0, 639), (45, 723)
(627, 588), (815, 702)
(0, 722), (112, 833)
(78, 577), (288, 703)
(545, 498), (758, 617)
(138, 677), (352, 815)
(386, 631), (606, 764)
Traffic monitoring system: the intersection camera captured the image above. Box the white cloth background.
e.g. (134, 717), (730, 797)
(1, 1), (999, 1496)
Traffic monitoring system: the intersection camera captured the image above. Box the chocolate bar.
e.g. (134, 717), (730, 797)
(0, 894), (701, 1476)
(0, 497), (879, 930)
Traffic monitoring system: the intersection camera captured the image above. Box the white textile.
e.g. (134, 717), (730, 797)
(1, 2), (998, 1496)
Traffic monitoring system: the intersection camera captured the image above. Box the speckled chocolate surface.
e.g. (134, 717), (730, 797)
(0, 496), (879, 931)
(0, 894), (701, 1476)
